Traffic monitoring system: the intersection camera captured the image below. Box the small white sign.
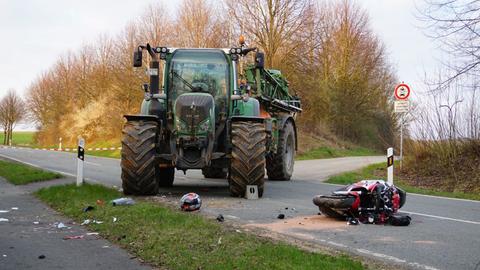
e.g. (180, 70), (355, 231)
(394, 100), (409, 113)
(148, 68), (158, 76)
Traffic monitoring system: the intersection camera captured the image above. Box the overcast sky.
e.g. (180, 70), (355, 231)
(0, 0), (439, 101)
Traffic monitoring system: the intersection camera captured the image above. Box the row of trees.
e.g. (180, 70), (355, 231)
(27, 0), (398, 148)
(0, 90), (25, 145)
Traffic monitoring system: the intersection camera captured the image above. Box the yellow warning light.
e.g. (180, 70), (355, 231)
(239, 35), (245, 46)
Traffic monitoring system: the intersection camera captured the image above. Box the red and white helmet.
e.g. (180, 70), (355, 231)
(180, 193), (202, 211)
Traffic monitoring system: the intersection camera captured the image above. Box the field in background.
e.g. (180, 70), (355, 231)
(0, 131), (36, 147)
(326, 163), (480, 201)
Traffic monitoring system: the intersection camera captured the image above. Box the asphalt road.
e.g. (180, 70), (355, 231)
(1, 147), (479, 270)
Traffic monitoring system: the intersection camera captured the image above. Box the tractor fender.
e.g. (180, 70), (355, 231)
(278, 116), (298, 150)
(230, 116), (264, 123)
(240, 97), (260, 117)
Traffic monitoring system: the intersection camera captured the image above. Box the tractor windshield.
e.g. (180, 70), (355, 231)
(169, 50), (229, 110)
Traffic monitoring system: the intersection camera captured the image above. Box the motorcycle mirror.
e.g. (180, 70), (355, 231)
(133, 50), (143, 67)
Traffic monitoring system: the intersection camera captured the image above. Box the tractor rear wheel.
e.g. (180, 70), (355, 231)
(157, 167), (175, 187)
(229, 121), (266, 197)
(266, 121), (295, 180)
(202, 167), (227, 178)
(121, 120), (159, 195)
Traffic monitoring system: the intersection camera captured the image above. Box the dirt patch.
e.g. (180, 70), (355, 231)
(245, 215), (347, 234)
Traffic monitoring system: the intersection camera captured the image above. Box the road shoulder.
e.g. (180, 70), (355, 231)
(0, 177), (150, 270)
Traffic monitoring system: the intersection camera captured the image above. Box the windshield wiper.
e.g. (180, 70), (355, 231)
(171, 70), (196, 91)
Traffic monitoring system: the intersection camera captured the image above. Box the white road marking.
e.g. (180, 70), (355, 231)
(401, 211), (480, 225)
(85, 161), (100, 166)
(356, 248), (439, 270)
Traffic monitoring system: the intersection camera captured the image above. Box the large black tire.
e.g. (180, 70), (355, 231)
(266, 121), (295, 180)
(121, 121), (159, 195)
(229, 121), (266, 197)
(202, 167), (228, 179)
(157, 167), (175, 187)
(313, 195), (356, 219)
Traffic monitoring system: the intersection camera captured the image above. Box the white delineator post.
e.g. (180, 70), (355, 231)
(58, 137), (62, 151)
(77, 138), (85, 186)
(387, 147), (394, 185)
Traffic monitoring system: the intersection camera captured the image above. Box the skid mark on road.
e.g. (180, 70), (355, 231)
(401, 211), (480, 225)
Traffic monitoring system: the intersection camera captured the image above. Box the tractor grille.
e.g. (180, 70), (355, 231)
(175, 94), (214, 129)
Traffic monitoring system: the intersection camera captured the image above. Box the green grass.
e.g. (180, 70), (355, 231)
(0, 131), (36, 147)
(36, 183), (363, 270)
(0, 159), (62, 185)
(326, 163), (480, 201)
(297, 146), (380, 160)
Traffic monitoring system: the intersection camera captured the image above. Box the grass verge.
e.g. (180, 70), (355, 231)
(0, 159), (61, 185)
(297, 146), (380, 160)
(85, 150), (121, 159)
(326, 163), (480, 201)
(36, 183), (363, 270)
(0, 131), (36, 147)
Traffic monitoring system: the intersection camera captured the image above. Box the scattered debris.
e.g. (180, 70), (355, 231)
(11, 207), (18, 210)
(0, 210), (9, 213)
(347, 217), (359, 225)
(96, 200), (105, 206)
(217, 237), (222, 245)
(111, 198), (135, 206)
(83, 206), (94, 212)
(113, 217), (117, 223)
(102, 246), (109, 248)
(389, 215), (412, 226)
(180, 193), (201, 211)
(63, 235), (84, 240)
(38, 255), (45, 259)
(81, 219), (91, 225)
(81, 219), (103, 225)
(57, 222), (67, 229)
(86, 232), (99, 236)
(2, 254), (7, 257)
(285, 207), (289, 210)
(216, 214), (224, 222)
(235, 229), (241, 233)
(0, 218), (9, 222)
(277, 214), (285, 219)
(33, 221), (39, 225)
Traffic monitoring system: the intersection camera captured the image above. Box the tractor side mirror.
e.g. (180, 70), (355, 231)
(255, 52), (265, 69)
(133, 50), (143, 67)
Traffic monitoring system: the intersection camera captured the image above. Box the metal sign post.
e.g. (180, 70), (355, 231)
(394, 82), (411, 171)
(76, 138), (85, 186)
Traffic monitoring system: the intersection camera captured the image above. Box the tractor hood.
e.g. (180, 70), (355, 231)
(174, 93), (215, 136)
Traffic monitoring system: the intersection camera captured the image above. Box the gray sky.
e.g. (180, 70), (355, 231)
(0, 0), (438, 101)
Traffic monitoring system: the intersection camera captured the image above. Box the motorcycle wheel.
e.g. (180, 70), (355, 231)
(313, 195), (356, 219)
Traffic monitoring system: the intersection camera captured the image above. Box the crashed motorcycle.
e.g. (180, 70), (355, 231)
(313, 180), (410, 225)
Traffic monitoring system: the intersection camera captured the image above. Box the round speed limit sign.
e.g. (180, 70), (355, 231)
(394, 83), (411, 100)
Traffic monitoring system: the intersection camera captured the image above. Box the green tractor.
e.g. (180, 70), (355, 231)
(121, 41), (301, 197)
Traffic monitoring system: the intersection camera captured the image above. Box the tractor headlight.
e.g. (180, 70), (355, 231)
(175, 118), (189, 131)
(197, 119), (210, 133)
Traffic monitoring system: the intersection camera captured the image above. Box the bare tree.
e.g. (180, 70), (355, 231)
(419, 0), (480, 89)
(226, 0), (311, 67)
(0, 90), (26, 145)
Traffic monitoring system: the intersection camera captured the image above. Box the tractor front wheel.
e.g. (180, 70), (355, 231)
(229, 121), (266, 197)
(121, 120), (159, 195)
(266, 121), (295, 180)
